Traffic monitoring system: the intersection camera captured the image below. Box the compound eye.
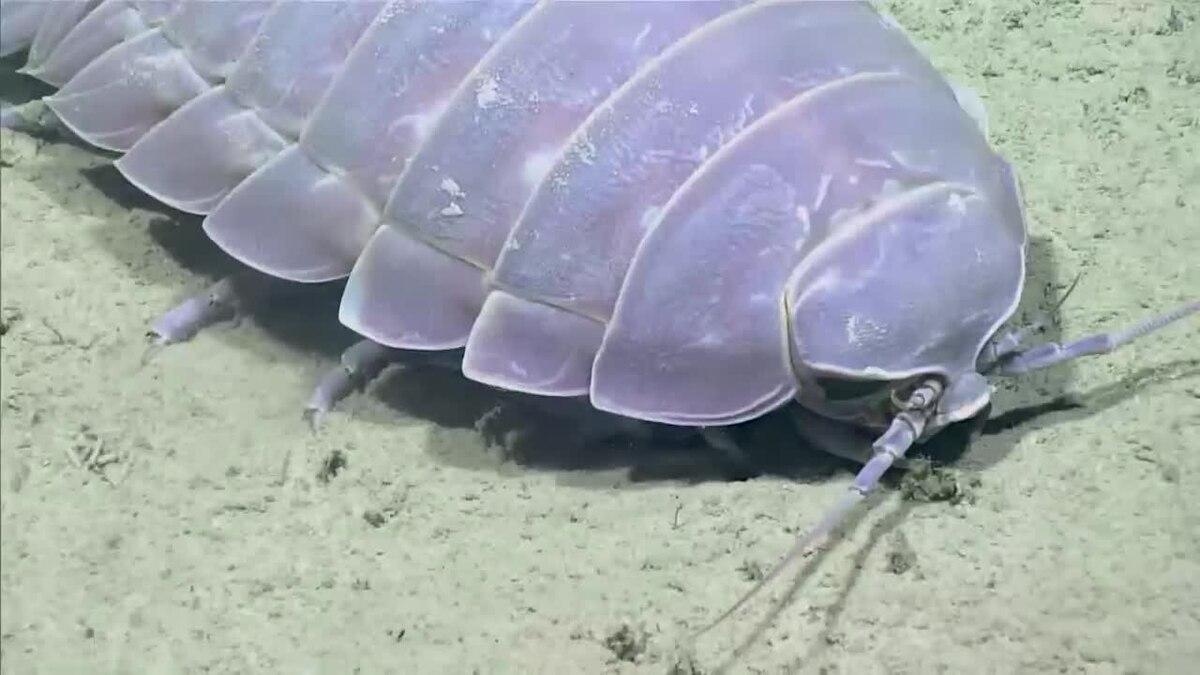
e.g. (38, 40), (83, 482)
(814, 377), (892, 402)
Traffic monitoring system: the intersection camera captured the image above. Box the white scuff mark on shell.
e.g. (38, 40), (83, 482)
(376, 1), (402, 24)
(570, 134), (597, 166)
(440, 203), (464, 218)
(390, 98), (450, 143)
(476, 75), (509, 109)
(854, 157), (892, 169)
(522, 148), (560, 188)
(814, 173), (832, 211)
(890, 149), (914, 169)
(795, 204), (811, 242)
(845, 314), (887, 348)
(440, 177), (465, 200)
(549, 167), (571, 189)
(632, 22), (653, 50)
(848, 174), (860, 186)
(731, 94), (756, 135)
(947, 192), (968, 215)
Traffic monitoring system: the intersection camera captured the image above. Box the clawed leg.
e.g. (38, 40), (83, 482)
(697, 379), (943, 637)
(304, 338), (401, 428)
(0, 103), (27, 131)
(977, 273), (1082, 371)
(149, 270), (283, 345)
(699, 426), (756, 473)
(1, 99), (71, 138)
(993, 300), (1198, 375)
(785, 405), (918, 469)
(1, 100), (42, 132)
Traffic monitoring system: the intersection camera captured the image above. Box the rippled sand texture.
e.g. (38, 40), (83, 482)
(2, 1), (1197, 672)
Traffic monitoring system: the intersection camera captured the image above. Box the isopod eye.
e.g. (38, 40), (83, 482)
(814, 377), (891, 401)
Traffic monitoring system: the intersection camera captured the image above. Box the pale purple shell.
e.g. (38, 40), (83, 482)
(1, 0), (1027, 430)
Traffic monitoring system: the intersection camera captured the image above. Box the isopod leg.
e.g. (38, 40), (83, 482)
(977, 273), (1083, 371)
(698, 379), (943, 637)
(304, 338), (400, 429)
(0, 99), (69, 138)
(698, 427), (757, 476)
(0, 102), (32, 131)
(785, 405), (917, 468)
(150, 270), (283, 345)
(995, 300), (1199, 375)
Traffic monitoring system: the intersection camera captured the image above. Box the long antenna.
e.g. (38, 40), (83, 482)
(693, 379), (944, 639)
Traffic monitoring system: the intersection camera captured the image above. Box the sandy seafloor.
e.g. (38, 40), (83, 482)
(1, 2), (1198, 673)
